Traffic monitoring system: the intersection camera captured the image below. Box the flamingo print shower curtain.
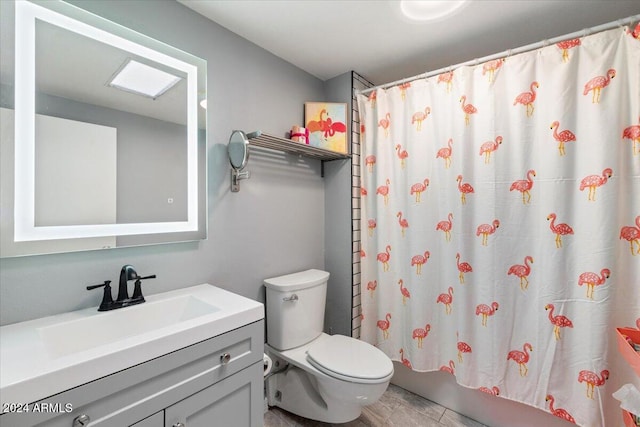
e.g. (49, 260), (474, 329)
(357, 27), (639, 427)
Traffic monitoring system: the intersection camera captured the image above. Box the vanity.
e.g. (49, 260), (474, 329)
(0, 285), (265, 427)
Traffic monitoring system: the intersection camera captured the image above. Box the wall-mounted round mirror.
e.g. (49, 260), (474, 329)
(228, 130), (250, 171)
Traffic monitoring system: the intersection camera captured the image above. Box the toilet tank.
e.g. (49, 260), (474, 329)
(264, 269), (329, 351)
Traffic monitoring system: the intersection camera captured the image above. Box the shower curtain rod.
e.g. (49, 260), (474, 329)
(358, 14), (640, 95)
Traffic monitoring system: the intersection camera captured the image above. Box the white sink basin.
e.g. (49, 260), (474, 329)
(0, 284), (263, 406)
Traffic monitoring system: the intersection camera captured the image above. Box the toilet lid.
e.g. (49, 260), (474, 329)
(306, 335), (393, 382)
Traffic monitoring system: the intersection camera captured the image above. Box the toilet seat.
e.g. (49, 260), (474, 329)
(306, 335), (393, 384)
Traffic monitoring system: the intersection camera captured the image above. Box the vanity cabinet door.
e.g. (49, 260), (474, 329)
(131, 411), (164, 427)
(165, 361), (263, 427)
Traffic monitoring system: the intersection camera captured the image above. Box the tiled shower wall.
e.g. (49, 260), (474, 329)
(351, 72), (374, 339)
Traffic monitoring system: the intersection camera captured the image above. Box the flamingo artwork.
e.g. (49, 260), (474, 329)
(367, 219), (377, 237)
(583, 68), (616, 103)
(378, 112), (391, 137)
(368, 91), (377, 109)
(547, 213), (574, 248)
(412, 324), (431, 349)
(397, 82), (411, 101)
(398, 279), (411, 305)
(479, 386), (500, 396)
(619, 215), (640, 255)
(456, 253), (473, 284)
(360, 249), (366, 258)
(366, 280), (377, 298)
(411, 107), (431, 131)
(377, 313), (391, 339)
(513, 81), (539, 117)
(397, 211), (409, 237)
(579, 168), (613, 201)
(410, 179), (430, 203)
(457, 175), (475, 204)
(479, 136), (503, 164)
(578, 268), (610, 300)
(365, 155), (376, 172)
(411, 251), (430, 275)
(438, 70), (454, 93)
(622, 117), (640, 155)
(376, 178), (390, 205)
(476, 219), (500, 246)
(510, 169), (536, 204)
(577, 369), (609, 399)
(377, 245), (391, 272)
(395, 144), (409, 168)
(556, 38), (581, 62)
(459, 95), (477, 126)
(439, 360), (455, 374)
(475, 302), (499, 327)
(507, 343), (533, 377)
(436, 213), (453, 242)
(482, 58), (504, 83)
(361, 187), (368, 196)
(457, 332), (472, 363)
(399, 348), (412, 369)
(507, 256), (534, 291)
(545, 304), (574, 340)
(550, 121), (576, 156)
(545, 395), (576, 424)
(436, 287), (454, 315)
(436, 138), (454, 168)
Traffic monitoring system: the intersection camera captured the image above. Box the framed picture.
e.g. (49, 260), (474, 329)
(304, 102), (348, 154)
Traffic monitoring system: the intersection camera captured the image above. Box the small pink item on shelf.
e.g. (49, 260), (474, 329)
(290, 126), (309, 144)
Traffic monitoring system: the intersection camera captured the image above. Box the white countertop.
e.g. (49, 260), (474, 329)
(0, 284), (264, 405)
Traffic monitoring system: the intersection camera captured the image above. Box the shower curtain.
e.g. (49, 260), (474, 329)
(357, 27), (639, 427)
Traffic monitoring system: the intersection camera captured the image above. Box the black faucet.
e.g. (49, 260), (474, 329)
(87, 265), (156, 311)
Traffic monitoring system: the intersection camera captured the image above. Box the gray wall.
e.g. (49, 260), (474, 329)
(0, 0), (331, 325)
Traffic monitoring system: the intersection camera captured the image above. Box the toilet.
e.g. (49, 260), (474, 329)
(264, 269), (393, 424)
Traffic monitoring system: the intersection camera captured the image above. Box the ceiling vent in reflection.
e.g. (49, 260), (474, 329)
(108, 59), (181, 99)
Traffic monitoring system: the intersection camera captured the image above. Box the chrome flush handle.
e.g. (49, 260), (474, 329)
(282, 294), (298, 302)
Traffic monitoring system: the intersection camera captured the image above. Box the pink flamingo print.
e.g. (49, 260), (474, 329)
(476, 219), (500, 246)
(622, 117), (640, 155)
(578, 268), (610, 300)
(507, 343), (533, 377)
(376, 178), (390, 205)
(482, 58), (504, 83)
(368, 91), (377, 108)
(456, 253), (473, 284)
(479, 136), (503, 164)
(410, 179), (430, 203)
(620, 215), (640, 255)
(397, 211), (409, 237)
(377, 313), (391, 339)
(457, 332), (472, 363)
(412, 324), (431, 349)
(437, 287), (454, 315)
(378, 113), (391, 137)
(440, 360), (456, 374)
(399, 348), (412, 369)
(545, 395), (576, 424)
(361, 187), (368, 196)
(508, 256), (534, 291)
(510, 169), (536, 204)
(579, 168), (613, 201)
(475, 302), (499, 326)
(479, 386), (500, 396)
(545, 304), (573, 340)
(411, 251), (430, 275)
(436, 138), (454, 168)
(360, 124), (366, 134)
(578, 370), (609, 399)
(556, 38), (581, 62)
(438, 71), (454, 93)
(513, 81), (539, 117)
(457, 175), (474, 204)
(365, 155), (376, 172)
(459, 95), (477, 126)
(395, 144), (408, 168)
(550, 121), (576, 156)
(583, 69), (616, 103)
(547, 213), (573, 248)
(436, 213), (453, 242)
(412, 107), (431, 131)
(397, 82), (411, 100)
(366, 280), (377, 298)
(377, 245), (391, 272)
(360, 249), (366, 258)
(398, 279), (410, 305)
(367, 218), (377, 237)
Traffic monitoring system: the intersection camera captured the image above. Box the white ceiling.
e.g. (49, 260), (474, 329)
(179, 0), (640, 85)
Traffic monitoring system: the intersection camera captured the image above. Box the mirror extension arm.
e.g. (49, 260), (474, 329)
(228, 130), (261, 192)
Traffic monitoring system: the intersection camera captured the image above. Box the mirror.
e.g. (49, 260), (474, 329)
(228, 130), (259, 192)
(0, 1), (207, 257)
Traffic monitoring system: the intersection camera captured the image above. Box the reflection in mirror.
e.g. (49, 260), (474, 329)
(0, 0), (207, 257)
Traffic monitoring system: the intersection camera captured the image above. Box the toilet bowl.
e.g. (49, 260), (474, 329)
(264, 269), (393, 423)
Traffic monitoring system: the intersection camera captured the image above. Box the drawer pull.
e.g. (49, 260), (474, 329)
(173, 423), (185, 427)
(220, 352), (231, 364)
(283, 294), (298, 302)
(73, 414), (91, 427)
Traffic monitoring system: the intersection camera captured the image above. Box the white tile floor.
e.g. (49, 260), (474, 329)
(264, 384), (487, 427)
